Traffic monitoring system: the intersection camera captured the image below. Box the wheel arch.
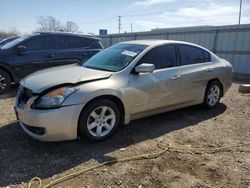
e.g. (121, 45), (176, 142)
(77, 94), (125, 136)
(0, 63), (16, 83)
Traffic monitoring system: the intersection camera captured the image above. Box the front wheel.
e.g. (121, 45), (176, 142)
(203, 81), (222, 108)
(0, 69), (11, 95)
(78, 99), (121, 141)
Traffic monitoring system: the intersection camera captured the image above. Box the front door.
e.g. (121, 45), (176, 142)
(127, 44), (182, 114)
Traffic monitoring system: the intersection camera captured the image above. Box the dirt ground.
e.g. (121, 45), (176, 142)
(0, 84), (249, 188)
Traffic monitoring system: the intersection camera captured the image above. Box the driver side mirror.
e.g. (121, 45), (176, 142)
(16, 46), (26, 54)
(135, 63), (155, 74)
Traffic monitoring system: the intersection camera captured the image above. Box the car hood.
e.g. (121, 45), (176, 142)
(20, 65), (112, 93)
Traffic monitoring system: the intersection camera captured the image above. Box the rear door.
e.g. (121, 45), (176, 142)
(128, 44), (182, 114)
(53, 35), (97, 66)
(12, 35), (55, 78)
(177, 44), (213, 103)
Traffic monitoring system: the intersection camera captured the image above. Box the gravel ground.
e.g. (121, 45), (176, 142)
(0, 84), (249, 188)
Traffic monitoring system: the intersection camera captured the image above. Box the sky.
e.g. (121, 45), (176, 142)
(0, 0), (250, 35)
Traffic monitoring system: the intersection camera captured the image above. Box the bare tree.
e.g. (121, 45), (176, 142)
(64, 21), (79, 32)
(37, 16), (64, 32)
(36, 16), (80, 33)
(0, 29), (20, 40)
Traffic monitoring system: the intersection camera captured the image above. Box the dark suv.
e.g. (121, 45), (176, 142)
(0, 32), (103, 94)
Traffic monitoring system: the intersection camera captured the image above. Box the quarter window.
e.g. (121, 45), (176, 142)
(179, 45), (211, 65)
(91, 41), (103, 49)
(139, 45), (177, 69)
(203, 50), (211, 62)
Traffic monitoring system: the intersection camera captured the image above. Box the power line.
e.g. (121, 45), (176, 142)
(122, 11), (166, 17)
(78, 17), (116, 24)
(78, 11), (167, 25)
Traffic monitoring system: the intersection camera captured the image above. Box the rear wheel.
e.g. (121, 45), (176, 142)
(203, 81), (222, 108)
(0, 69), (11, 95)
(78, 99), (121, 141)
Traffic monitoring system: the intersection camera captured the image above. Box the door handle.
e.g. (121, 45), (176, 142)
(205, 68), (213, 72)
(47, 54), (55, 58)
(80, 52), (88, 57)
(171, 75), (181, 80)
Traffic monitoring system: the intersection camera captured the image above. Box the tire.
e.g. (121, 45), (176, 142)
(0, 69), (11, 95)
(203, 81), (222, 109)
(78, 99), (121, 141)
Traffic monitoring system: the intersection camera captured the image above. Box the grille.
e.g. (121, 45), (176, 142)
(17, 86), (33, 108)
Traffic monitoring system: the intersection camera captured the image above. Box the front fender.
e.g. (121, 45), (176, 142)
(63, 88), (123, 106)
(61, 75), (131, 123)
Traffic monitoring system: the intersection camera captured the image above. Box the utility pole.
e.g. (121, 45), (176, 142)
(130, 23), (133, 32)
(118, 16), (121, 33)
(238, 0), (243, 24)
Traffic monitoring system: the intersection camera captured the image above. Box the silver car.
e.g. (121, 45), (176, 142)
(14, 40), (233, 141)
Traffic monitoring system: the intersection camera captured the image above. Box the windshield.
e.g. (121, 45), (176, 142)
(1, 35), (31, 49)
(83, 43), (147, 72)
(0, 37), (19, 47)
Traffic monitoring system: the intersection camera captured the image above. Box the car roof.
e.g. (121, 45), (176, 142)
(32, 32), (100, 40)
(120, 40), (205, 49)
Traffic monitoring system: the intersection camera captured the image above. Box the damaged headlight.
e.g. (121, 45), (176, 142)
(32, 86), (79, 109)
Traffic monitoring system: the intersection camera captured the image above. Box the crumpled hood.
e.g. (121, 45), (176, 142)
(20, 64), (112, 93)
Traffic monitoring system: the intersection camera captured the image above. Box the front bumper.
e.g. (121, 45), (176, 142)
(15, 104), (84, 141)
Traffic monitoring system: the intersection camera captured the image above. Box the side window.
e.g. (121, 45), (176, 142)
(79, 37), (92, 48)
(55, 35), (71, 49)
(22, 36), (53, 51)
(68, 36), (92, 48)
(139, 45), (177, 69)
(203, 50), (211, 62)
(69, 36), (83, 48)
(179, 45), (205, 65)
(55, 35), (91, 49)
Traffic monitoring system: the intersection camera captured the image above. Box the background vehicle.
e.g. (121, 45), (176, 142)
(0, 32), (103, 94)
(15, 40), (233, 142)
(0, 36), (19, 47)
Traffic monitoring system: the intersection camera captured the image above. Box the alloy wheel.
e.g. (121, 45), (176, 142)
(207, 85), (220, 106)
(87, 106), (116, 138)
(0, 74), (7, 91)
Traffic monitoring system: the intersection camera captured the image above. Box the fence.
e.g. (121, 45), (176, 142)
(98, 24), (250, 77)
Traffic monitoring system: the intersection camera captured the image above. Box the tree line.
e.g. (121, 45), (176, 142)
(0, 15), (81, 40)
